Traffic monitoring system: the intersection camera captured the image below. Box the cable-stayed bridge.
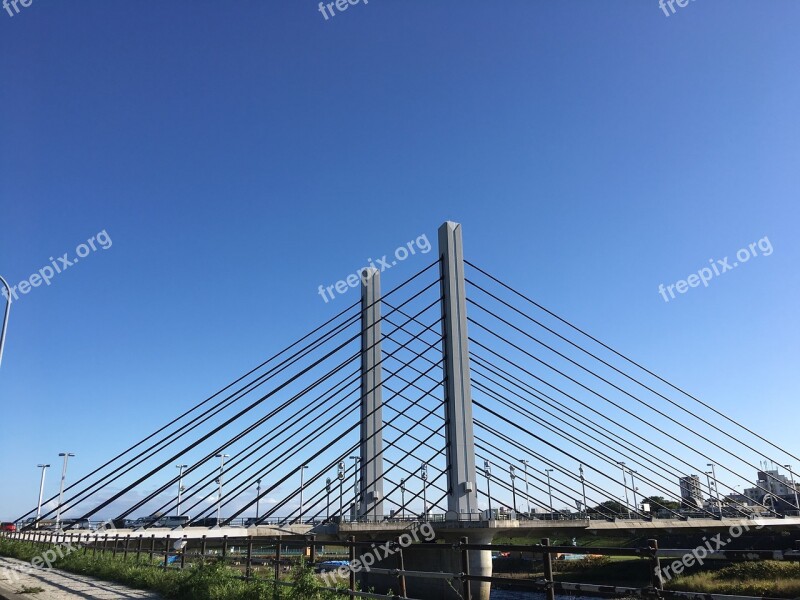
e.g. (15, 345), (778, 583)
(13, 221), (800, 599)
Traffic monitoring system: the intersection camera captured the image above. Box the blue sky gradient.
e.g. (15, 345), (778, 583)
(1, 1), (798, 520)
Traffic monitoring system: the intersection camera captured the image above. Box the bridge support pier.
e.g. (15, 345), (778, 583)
(357, 530), (493, 600)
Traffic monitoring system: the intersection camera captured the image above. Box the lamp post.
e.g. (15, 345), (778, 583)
(484, 460), (492, 517)
(509, 465), (518, 515)
(545, 468), (554, 517)
(521, 459), (531, 516)
(298, 465), (309, 524)
(579, 464), (587, 519)
(619, 462), (630, 518)
(420, 463), (428, 519)
(35, 464), (50, 529)
(630, 469), (639, 518)
(704, 471), (716, 515)
(175, 465), (187, 516)
(707, 463), (721, 515)
(55, 453), (75, 530)
(349, 456), (360, 514)
(337, 461), (345, 521)
(215, 453), (229, 526)
(325, 478), (331, 521)
(256, 479), (262, 521)
(400, 478), (406, 520)
(785, 465), (800, 514)
(0, 275), (10, 369)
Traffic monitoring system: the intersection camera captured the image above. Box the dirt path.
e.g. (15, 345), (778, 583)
(0, 556), (161, 600)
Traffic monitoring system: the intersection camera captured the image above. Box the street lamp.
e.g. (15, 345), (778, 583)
(55, 453), (75, 529)
(256, 479), (262, 521)
(215, 453), (229, 526)
(325, 478), (332, 521)
(349, 456), (360, 515)
(175, 465), (187, 517)
(521, 459), (531, 515)
(509, 465), (518, 515)
(484, 460), (492, 517)
(35, 464), (50, 529)
(0, 275), (10, 370)
(298, 465), (309, 524)
(337, 461), (345, 521)
(420, 463), (428, 519)
(707, 463), (721, 515)
(630, 469), (639, 518)
(544, 469), (554, 517)
(785, 465), (800, 514)
(579, 464), (587, 519)
(619, 462), (630, 518)
(400, 478), (406, 520)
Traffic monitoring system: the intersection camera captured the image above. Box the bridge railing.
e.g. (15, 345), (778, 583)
(4, 529), (800, 600)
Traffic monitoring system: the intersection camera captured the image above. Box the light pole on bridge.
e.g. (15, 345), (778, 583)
(325, 477), (331, 521)
(0, 275), (10, 370)
(349, 455), (360, 514)
(619, 461), (630, 518)
(420, 463), (428, 519)
(400, 478), (405, 519)
(785, 465), (800, 514)
(579, 464), (587, 519)
(35, 464), (50, 529)
(337, 461), (345, 521)
(509, 464), (517, 515)
(256, 479), (262, 520)
(175, 464), (187, 517)
(521, 459), (531, 516)
(55, 452), (75, 530)
(298, 465), (309, 524)
(544, 468), (554, 517)
(484, 460), (492, 517)
(707, 463), (721, 515)
(215, 453), (229, 526)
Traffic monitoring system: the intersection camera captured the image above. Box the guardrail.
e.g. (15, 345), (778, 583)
(3, 530), (800, 600)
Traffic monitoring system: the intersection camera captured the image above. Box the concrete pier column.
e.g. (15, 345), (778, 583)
(439, 221), (479, 519)
(357, 529), (493, 600)
(359, 267), (384, 521)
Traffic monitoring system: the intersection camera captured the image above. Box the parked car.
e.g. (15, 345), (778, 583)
(159, 516), (190, 528)
(0, 522), (16, 532)
(188, 517), (220, 527)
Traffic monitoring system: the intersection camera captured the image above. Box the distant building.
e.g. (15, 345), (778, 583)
(679, 475), (704, 509)
(743, 469), (799, 512)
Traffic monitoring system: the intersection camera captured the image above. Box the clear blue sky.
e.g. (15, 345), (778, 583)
(1, 1), (798, 521)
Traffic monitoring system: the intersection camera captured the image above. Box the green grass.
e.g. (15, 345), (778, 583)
(668, 561), (800, 598)
(0, 538), (343, 600)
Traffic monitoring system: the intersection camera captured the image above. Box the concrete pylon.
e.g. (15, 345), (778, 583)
(358, 267), (384, 520)
(438, 221), (479, 519)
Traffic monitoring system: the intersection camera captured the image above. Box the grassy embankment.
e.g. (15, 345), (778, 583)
(0, 537), (340, 600)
